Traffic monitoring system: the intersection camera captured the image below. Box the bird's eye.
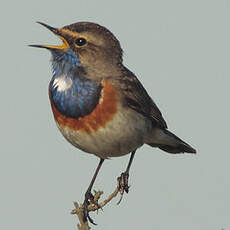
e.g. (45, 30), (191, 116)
(75, 38), (87, 46)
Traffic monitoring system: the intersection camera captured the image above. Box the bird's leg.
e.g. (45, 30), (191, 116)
(83, 158), (104, 224)
(117, 150), (136, 203)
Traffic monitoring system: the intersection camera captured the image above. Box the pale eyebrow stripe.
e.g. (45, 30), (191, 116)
(60, 29), (81, 38)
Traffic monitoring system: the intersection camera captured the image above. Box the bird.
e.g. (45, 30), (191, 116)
(30, 21), (196, 223)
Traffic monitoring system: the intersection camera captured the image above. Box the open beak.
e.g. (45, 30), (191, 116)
(29, 22), (69, 50)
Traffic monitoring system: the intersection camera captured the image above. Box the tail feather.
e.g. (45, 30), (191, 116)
(147, 129), (196, 154)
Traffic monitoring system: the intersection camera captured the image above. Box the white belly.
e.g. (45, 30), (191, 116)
(56, 106), (152, 159)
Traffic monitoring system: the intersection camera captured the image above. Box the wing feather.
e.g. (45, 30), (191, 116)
(113, 67), (167, 129)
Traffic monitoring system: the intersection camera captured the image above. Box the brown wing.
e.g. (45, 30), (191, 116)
(114, 67), (167, 129)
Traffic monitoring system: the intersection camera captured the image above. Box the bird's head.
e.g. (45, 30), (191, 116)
(30, 22), (123, 79)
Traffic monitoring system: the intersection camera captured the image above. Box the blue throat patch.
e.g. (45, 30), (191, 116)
(50, 49), (101, 118)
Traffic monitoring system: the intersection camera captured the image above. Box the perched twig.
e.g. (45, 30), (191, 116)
(71, 179), (123, 229)
(72, 202), (90, 230)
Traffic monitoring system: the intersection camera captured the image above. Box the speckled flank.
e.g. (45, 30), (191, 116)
(50, 80), (119, 134)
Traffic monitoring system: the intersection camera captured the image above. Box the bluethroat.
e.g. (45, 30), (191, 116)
(30, 21), (196, 223)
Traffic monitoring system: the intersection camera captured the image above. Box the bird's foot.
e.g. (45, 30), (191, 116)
(117, 172), (130, 204)
(82, 190), (101, 225)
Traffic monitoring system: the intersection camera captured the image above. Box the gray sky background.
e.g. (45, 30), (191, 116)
(1, 0), (230, 229)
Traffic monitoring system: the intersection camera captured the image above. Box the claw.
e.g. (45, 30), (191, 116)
(116, 193), (124, 205)
(82, 190), (101, 225)
(117, 172), (130, 204)
(118, 172), (130, 193)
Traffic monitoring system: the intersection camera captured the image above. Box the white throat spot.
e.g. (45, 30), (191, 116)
(53, 75), (73, 92)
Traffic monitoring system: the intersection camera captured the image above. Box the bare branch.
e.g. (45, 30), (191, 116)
(72, 180), (123, 228)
